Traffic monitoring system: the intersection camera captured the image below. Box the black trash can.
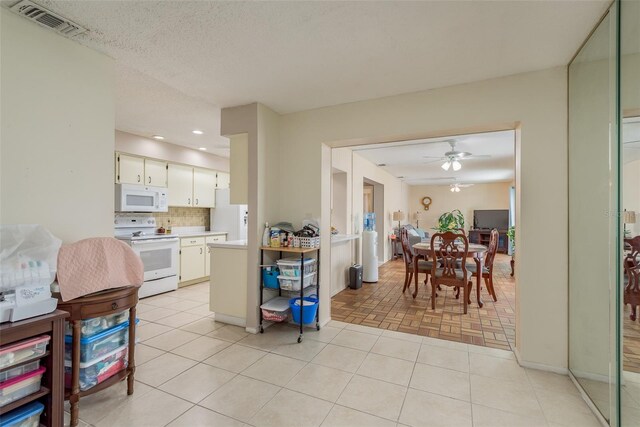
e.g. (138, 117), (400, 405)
(349, 264), (363, 289)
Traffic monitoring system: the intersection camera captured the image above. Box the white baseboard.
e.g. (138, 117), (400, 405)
(513, 348), (569, 375)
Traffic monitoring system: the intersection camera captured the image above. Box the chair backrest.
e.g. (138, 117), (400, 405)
(626, 236), (640, 268)
(399, 228), (414, 265)
(430, 231), (469, 285)
(484, 229), (500, 270)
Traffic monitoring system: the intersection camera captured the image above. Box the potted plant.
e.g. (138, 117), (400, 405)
(434, 209), (465, 233)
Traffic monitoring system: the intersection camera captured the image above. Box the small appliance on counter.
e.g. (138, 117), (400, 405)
(362, 213), (378, 282)
(114, 214), (178, 298)
(211, 188), (248, 241)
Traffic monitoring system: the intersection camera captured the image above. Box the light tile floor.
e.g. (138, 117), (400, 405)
(65, 281), (602, 427)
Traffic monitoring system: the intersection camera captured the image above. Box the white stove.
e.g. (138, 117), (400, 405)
(115, 214), (179, 298)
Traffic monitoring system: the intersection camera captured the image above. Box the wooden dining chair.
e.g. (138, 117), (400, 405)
(430, 231), (471, 313)
(400, 228), (431, 294)
(624, 236), (640, 321)
(467, 228), (499, 302)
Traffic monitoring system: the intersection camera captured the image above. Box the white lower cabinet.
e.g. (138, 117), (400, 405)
(205, 235), (227, 276)
(180, 237), (205, 282)
(180, 235), (227, 283)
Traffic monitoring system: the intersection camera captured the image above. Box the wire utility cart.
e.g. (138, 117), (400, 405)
(259, 246), (320, 343)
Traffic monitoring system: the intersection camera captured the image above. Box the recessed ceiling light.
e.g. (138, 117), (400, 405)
(192, 130), (204, 135)
(152, 135), (164, 140)
(198, 147), (207, 151)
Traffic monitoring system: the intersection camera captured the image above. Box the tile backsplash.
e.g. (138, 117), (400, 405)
(153, 207), (210, 229)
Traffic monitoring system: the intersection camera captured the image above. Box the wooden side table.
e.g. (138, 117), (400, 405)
(390, 235), (402, 260)
(56, 287), (138, 427)
(0, 310), (69, 427)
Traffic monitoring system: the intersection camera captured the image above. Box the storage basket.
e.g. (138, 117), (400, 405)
(0, 401), (44, 427)
(262, 266), (280, 289)
(260, 297), (290, 323)
(0, 367), (45, 408)
(0, 336), (50, 370)
(289, 295), (319, 325)
(64, 344), (128, 391)
(64, 319), (138, 363)
(296, 236), (320, 248)
(276, 259), (317, 277)
(64, 310), (129, 338)
(278, 273), (316, 291)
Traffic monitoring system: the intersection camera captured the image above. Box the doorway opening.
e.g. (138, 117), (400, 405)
(329, 129), (517, 351)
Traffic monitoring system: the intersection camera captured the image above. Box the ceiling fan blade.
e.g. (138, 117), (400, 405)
(461, 154), (492, 159)
(422, 159), (445, 165)
(624, 139), (640, 145)
(422, 155), (446, 159)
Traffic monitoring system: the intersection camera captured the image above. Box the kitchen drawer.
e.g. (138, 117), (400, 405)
(181, 237), (205, 247)
(206, 235), (227, 244)
(79, 295), (137, 319)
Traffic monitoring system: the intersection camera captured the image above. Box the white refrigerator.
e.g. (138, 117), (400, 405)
(210, 189), (248, 241)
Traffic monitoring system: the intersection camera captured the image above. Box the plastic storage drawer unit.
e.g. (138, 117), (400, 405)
(65, 320), (137, 363)
(0, 401), (44, 427)
(64, 310), (129, 338)
(278, 273), (316, 291)
(0, 361), (40, 384)
(0, 336), (50, 371)
(0, 367), (46, 408)
(276, 259), (317, 277)
(64, 344), (129, 391)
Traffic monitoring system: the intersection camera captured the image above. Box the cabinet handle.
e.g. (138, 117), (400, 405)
(200, 247), (203, 254)
(196, 198), (199, 205)
(188, 198), (191, 205)
(137, 174), (141, 183)
(148, 176), (151, 184)
(111, 302), (118, 310)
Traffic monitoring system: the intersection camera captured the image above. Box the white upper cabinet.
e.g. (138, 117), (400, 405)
(168, 163), (194, 207)
(144, 159), (167, 187)
(193, 168), (216, 208)
(216, 172), (230, 189)
(116, 153), (144, 185)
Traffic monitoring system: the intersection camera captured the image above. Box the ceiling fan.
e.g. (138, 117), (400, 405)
(450, 183), (474, 193)
(423, 140), (491, 171)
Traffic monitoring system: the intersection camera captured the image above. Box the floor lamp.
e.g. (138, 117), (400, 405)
(624, 210), (637, 237)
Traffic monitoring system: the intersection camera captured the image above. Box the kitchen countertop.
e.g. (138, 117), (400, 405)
(331, 234), (360, 244)
(174, 230), (228, 238)
(208, 239), (248, 249)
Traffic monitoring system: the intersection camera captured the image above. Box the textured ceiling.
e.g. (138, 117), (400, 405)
(37, 0), (609, 153)
(354, 130), (515, 186)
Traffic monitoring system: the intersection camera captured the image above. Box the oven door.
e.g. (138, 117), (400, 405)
(130, 238), (179, 282)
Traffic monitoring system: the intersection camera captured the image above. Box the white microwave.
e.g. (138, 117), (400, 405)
(115, 184), (168, 212)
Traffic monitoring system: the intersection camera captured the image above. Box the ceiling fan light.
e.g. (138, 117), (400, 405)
(452, 160), (462, 171)
(450, 187), (455, 192)
(455, 186), (461, 192)
(442, 161), (451, 171)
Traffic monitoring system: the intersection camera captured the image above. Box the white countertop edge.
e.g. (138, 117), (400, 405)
(208, 240), (248, 249)
(175, 231), (229, 238)
(331, 234), (360, 244)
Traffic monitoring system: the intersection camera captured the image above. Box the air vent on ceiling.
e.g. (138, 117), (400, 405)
(9, 0), (87, 37)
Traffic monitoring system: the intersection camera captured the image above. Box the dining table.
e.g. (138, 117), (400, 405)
(412, 242), (488, 307)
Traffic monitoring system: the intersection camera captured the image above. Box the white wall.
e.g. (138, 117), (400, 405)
(115, 131), (229, 172)
(408, 182), (511, 231)
(0, 10), (114, 243)
(352, 152), (406, 262)
(271, 67), (568, 370)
